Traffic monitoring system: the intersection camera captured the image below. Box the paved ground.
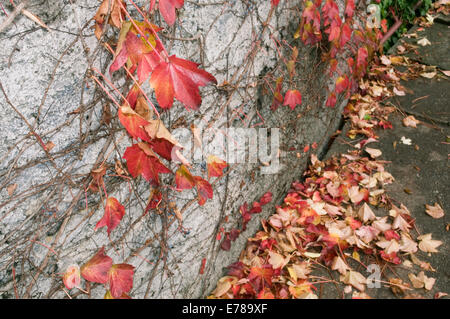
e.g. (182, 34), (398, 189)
(317, 18), (449, 298)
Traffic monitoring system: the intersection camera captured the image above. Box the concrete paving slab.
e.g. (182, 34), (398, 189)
(387, 75), (450, 126)
(316, 112), (449, 298)
(389, 22), (450, 70)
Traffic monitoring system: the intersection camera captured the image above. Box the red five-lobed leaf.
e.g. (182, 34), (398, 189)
(108, 264), (135, 298)
(95, 197), (126, 236)
(81, 247), (113, 284)
(158, 0), (184, 26)
(123, 142), (171, 186)
(283, 89), (302, 110)
(206, 155), (227, 179)
(149, 55), (217, 110)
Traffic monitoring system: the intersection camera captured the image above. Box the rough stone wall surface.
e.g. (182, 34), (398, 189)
(0, 0), (354, 298)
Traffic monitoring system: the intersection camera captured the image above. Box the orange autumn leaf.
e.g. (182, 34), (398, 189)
(81, 247), (113, 284)
(248, 265), (274, 291)
(206, 155), (227, 179)
(149, 55), (217, 110)
(123, 142), (171, 186)
(107, 263), (134, 298)
(63, 265), (81, 290)
(94, 0), (126, 39)
(95, 197), (126, 235)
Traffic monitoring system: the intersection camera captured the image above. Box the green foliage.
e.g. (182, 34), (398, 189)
(378, 0), (433, 50)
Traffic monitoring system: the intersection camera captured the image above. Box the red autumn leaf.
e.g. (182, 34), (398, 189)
(384, 229), (401, 241)
(199, 258), (207, 275)
(327, 19), (342, 42)
(158, 0), (184, 26)
(335, 75), (349, 94)
(194, 176), (213, 206)
(271, 0), (280, 6)
(144, 189), (162, 215)
(380, 251), (401, 265)
(326, 92), (337, 107)
(259, 191), (272, 205)
(339, 21), (352, 47)
(206, 155), (227, 178)
(95, 197), (126, 235)
(110, 21), (163, 83)
(149, 55), (217, 110)
(123, 142), (171, 186)
(303, 1), (321, 29)
(345, 0), (355, 18)
(104, 290), (131, 299)
(144, 119), (183, 161)
(118, 104), (151, 142)
(356, 46), (369, 76)
(248, 265), (274, 291)
(221, 237), (231, 251)
(229, 228), (240, 241)
(283, 89), (302, 110)
(270, 77), (284, 111)
(322, 0), (339, 24)
(227, 261), (245, 278)
(175, 165), (213, 205)
(175, 164), (196, 190)
(107, 263), (134, 298)
(81, 247), (113, 284)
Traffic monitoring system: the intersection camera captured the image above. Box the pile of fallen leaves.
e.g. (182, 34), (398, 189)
(209, 148), (442, 299)
(209, 22), (448, 298)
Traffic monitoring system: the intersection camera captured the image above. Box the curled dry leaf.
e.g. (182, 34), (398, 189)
(402, 115), (420, 128)
(365, 147), (382, 158)
(63, 264), (81, 290)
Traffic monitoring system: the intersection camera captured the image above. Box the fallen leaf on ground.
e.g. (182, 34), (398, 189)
(418, 233), (442, 253)
(425, 203), (444, 219)
(402, 115), (420, 128)
(417, 37), (431, 46)
(408, 271), (435, 290)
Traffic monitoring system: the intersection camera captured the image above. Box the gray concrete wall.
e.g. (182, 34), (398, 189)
(0, 0), (358, 298)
